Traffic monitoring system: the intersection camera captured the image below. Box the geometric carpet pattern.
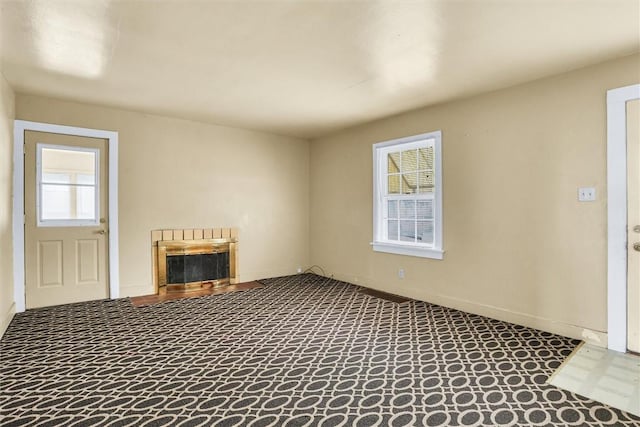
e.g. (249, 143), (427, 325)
(1, 274), (639, 426)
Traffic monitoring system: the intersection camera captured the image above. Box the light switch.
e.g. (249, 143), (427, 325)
(578, 187), (596, 202)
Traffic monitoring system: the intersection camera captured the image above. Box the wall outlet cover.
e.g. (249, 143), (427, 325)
(578, 187), (596, 202)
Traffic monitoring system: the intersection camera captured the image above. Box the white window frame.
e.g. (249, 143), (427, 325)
(36, 143), (101, 227)
(372, 130), (444, 259)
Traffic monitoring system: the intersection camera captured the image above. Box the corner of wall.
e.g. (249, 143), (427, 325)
(1, 71), (16, 337)
(0, 303), (16, 338)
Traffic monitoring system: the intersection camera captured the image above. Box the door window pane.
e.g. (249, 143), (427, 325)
(76, 173), (96, 185)
(76, 187), (96, 219)
(39, 145), (99, 224)
(41, 184), (72, 220)
(42, 173), (71, 184)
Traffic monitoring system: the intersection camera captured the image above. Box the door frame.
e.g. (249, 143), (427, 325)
(13, 120), (119, 312)
(607, 83), (640, 352)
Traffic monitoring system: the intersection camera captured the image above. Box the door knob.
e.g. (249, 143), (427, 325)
(634, 242), (640, 252)
(634, 225), (640, 233)
(94, 230), (106, 235)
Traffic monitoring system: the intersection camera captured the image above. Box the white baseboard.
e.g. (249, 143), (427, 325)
(330, 272), (607, 348)
(119, 284), (154, 298)
(1, 302), (16, 338)
(242, 268), (302, 283)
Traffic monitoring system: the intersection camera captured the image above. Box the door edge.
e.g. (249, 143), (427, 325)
(606, 84), (640, 352)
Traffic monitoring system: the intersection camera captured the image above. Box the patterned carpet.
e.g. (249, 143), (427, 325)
(1, 274), (639, 426)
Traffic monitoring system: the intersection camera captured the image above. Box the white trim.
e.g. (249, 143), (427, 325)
(372, 242), (444, 259)
(607, 84), (640, 352)
(36, 143), (101, 227)
(12, 124), (25, 313)
(434, 131), (443, 250)
(372, 130), (444, 259)
(13, 120), (119, 312)
(330, 270), (607, 347)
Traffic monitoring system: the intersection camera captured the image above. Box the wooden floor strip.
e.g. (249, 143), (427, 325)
(358, 287), (413, 303)
(130, 281), (263, 307)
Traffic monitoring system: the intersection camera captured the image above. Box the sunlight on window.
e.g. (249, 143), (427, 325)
(39, 146), (98, 223)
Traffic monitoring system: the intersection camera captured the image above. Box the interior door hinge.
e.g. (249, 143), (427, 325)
(23, 214), (26, 224)
(23, 144), (26, 155)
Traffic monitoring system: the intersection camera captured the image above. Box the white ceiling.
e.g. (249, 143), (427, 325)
(1, 0), (639, 138)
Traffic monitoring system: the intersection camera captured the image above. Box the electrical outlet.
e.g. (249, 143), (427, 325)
(297, 267), (302, 274)
(398, 268), (405, 279)
(578, 187), (596, 202)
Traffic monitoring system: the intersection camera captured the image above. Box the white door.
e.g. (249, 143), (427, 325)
(24, 131), (109, 309)
(627, 99), (640, 353)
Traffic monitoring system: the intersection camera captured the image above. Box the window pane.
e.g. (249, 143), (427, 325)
(387, 220), (398, 240)
(388, 175), (400, 194)
(42, 172), (71, 184)
(399, 200), (415, 219)
(417, 221), (434, 244)
(402, 173), (417, 194)
(77, 173), (96, 185)
(418, 146), (433, 170)
(41, 184), (72, 220)
(417, 200), (433, 220)
(387, 200), (398, 219)
(40, 146), (98, 222)
(388, 152), (400, 174)
(401, 149), (418, 172)
(417, 171), (434, 193)
(42, 148), (95, 178)
(400, 220), (415, 242)
(76, 187), (96, 219)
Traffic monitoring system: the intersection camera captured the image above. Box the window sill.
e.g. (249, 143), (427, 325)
(372, 242), (444, 260)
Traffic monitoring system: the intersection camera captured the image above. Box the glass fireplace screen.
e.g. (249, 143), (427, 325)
(166, 252), (229, 284)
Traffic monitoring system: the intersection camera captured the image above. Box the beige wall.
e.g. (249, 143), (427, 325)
(310, 54), (640, 345)
(10, 53), (640, 345)
(0, 72), (15, 336)
(16, 95), (310, 297)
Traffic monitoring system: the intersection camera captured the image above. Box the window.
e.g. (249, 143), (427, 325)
(372, 131), (443, 259)
(37, 144), (100, 226)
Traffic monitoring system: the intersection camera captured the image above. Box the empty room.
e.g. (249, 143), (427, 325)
(1, 0), (640, 425)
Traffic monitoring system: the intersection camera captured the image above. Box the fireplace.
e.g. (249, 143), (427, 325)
(166, 250), (229, 285)
(152, 228), (238, 294)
